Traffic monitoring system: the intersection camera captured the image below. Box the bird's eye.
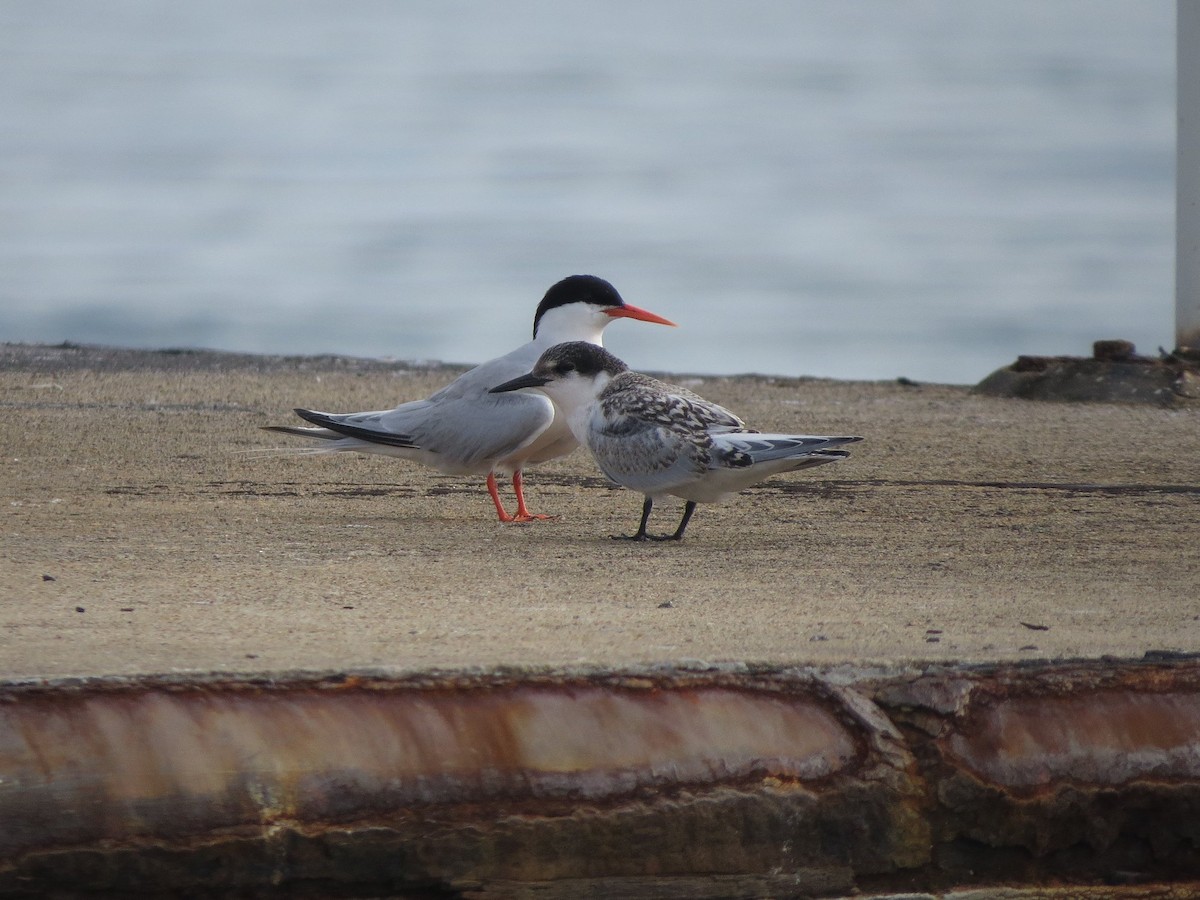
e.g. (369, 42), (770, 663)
(557, 363), (575, 374)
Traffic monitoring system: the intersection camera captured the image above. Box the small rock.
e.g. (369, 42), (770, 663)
(75, 606), (85, 613)
(657, 601), (674, 609)
(1093, 339), (1136, 361)
(42, 574), (56, 582)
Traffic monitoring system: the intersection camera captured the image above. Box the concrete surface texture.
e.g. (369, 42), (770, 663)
(2, 342), (1199, 679)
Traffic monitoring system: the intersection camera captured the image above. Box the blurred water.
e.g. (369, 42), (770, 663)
(0, 1), (1174, 383)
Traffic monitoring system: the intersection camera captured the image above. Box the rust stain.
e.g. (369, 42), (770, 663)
(7, 662), (1200, 894)
(0, 683), (857, 857)
(944, 690), (1200, 787)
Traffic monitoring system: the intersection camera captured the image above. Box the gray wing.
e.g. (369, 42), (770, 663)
(379, 346), (556, 466)
(318, 392), (553, 470)
(587, 415), (709, 495)
(391, 391), (556, 468)
(583, 383), (714, 494)
(581, 373), (753, 494)
(288, 340), (556, 469)
(709, 433), (862, 469)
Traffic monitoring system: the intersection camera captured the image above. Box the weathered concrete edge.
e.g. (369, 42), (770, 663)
(3, 655), (1200, 897)
(5, 650), (1197, 692)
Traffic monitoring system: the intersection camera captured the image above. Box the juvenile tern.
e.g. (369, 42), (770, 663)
(490, 341), (862, 541)
(264, 276), (675, 522)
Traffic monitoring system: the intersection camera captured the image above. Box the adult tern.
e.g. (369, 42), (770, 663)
(264, 276), (675, 522)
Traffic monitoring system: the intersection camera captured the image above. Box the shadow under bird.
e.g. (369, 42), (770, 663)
(490, 341), (862, 541)
(263, 276), (675, 522)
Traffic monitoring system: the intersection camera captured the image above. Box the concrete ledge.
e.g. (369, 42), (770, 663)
(3, 659), (1200, 897)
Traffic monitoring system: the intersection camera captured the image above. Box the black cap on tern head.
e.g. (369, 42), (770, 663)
(533, 341), (630, 379)
(532, 275), (624, 338)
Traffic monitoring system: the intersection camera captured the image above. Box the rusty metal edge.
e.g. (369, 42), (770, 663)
(4, 655), (1200, 897)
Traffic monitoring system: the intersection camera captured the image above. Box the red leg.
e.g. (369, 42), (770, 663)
(486, 472), (516, 522)
(510, 470), (555, 522)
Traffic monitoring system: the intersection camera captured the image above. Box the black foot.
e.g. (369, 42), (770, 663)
(611, 498), (690, 542)
(610, 532), (682, 542)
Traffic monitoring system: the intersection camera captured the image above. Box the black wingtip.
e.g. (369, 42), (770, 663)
(289, 408), (419, 449)
(293, 408), (332, 427)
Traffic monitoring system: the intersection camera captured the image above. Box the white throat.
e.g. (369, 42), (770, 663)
(533, 303), (610, 348)
(556, 371), (614, 444)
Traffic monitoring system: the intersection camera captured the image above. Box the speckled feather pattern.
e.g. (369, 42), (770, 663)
(580, 372), (767, 498)
(574, 366), (858, 504)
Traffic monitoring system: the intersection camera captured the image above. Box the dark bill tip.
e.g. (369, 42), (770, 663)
(489, 373), (551, 394)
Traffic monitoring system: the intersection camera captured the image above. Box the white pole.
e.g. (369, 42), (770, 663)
(1179, 1), (1200, 351)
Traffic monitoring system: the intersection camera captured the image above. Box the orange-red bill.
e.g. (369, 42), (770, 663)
(604, 304), (676, 327)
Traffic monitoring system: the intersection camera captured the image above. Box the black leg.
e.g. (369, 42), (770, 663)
(650, 500), (696, 542)
(612, 496), (654, 541)
(671, 500), (697, 540)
